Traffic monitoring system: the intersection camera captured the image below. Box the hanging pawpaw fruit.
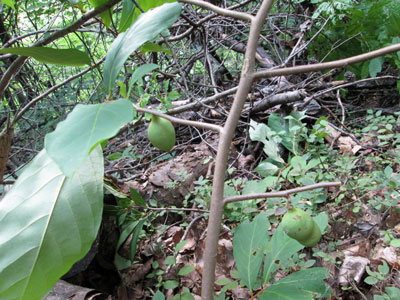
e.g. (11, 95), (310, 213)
(147, 115), (176, 152)
(281, 207), (321, 247)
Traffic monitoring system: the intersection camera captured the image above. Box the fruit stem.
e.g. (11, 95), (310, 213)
(286, 196), (292, 209)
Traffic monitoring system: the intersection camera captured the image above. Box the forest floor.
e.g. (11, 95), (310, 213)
(45, 70), (400, 300)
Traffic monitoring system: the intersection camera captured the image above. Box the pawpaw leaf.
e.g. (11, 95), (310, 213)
(259, 268), (329, 300)
(103, 2), (181, 96)
(45, 98), (133, 177)
(233, 213), (269, 291)
(0, 47), (90, 66)
(0, 146), (104, 300)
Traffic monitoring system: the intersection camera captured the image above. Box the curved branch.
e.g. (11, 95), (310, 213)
(253, 43), (400, 80)
(12, 57), (106, 125)
(224, 182), (341, 205)
(167, 86), (237, 114)
(178, 0), (253, 22)
(0, 0), (122, 99)
(133, 104), (223, 133)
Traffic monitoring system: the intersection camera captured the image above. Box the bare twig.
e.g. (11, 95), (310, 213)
(133, 104), (223, 133)
(167, 86), (238, 114)
(178, 0), (253, 22)
(253, 43), (400, 80)
(224, 182), (341, 205)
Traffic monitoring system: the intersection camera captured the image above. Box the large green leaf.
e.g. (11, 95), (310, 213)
(259, 268), (329, 300)
(88, 0), (112, 28)
(103, 2), (182, 95)
(0, 146), (104, 300)
(131, 0), (177, 23)
(45, 98), (133, 177)
(263, 225), (304, 283)
(118, 0), (136, 33)
(233, 213), (269, 291)
(118, 0), (176, 33)
(0, 47), (90, 66)
(1, 0), (15, 9)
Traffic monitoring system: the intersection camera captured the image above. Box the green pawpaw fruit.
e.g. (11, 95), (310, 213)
(147, 115), (176, 152)
(281, 207), (314, 241)
(297, 222), (322, 247)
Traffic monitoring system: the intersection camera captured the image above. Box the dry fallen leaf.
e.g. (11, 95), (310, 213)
(339, 255), (370, 286)
(371, 244), (400, 268)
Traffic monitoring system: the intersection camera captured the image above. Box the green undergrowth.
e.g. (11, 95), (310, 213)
(107, 109), (400, 299)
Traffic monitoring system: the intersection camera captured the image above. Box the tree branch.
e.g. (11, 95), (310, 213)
(253, 43), (400, 80)
(178, 0), (253, 22)
(0, 0), (122, 99)
(133, 104), (223, 133)
(224, 182), (341, 205)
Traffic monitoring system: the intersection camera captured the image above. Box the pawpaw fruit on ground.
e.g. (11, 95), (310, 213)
(147, 115), (176, 152)
(281, 207), (321, 247)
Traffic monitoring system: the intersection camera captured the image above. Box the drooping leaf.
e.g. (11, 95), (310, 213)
(178, 265), (195, 276)
(255, 161), (279, 177)
(289, 156), (307, 176)
(163, 280), (179, 290)
(118, 0), (136, 33)
(88, 0), (112, 28)
(313, 212), (328, 234)
(0, 47), (90, 66)
(263, 225), (304, 283)
(45, 98), (133, 177)
(233, 213), (269, 291)
(128, 0), (177, 29)
(263, 140), (285, 164)
(141, 42), (172, 54)
(129, 187), (146, 206)
(153, 290), (166, 300)
(259, 268), (329, 300)
(1, 0), (15, 9)
(386, 287), (400, 298)
(249, 119), (269, 143)
(0, 146), (104, 300)
(114, 217), (146, 270)
(127, 63), (159, 98)
(267, 113), (283, 134)
(369, 56), (384, 77)
(241, 179), (268, 195)
(103, 2), (182, 95)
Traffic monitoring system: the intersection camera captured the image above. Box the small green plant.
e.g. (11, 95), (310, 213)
(363, 260), (400, 300)
(308, 0), (400, 81)
(360, 110), (400, 147)
(184, 175), (212, 209)
(373, 287), (400, 300)
(249, 112), (328, 181)
(381, 229), (400, 248)
(365, 260), (387, 284)
(103, 184), (148, 270)
(229, 212), (329, 298)
(148, 241), (195, 300)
